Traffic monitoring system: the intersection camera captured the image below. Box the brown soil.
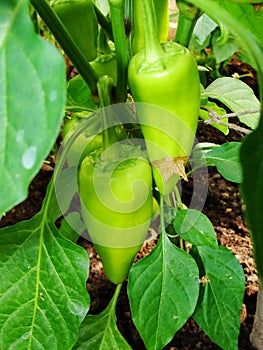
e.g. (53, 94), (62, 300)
(0, 119), (258, 350)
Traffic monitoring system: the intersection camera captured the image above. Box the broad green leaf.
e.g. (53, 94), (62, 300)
(0, 212), (90, 350)
(0, 1), (66, 218)
(240, 125), (263, 280)
(220, 1), (263, 47)
(67, 75), (97, 112)
(199, 101), (228, 135)
(206, 142), (242, 183)
(128, 234), (199, 350)
(225, 0), (263, 3)
(204, 77), (260, 129)
(193, 245), (245, 350)
(73, 285), (131, 350)
(174, 209), (218, 248)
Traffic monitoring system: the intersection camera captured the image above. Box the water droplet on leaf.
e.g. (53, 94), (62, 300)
(21, 331), (32, 340)
(67, 299), (86, 317)
(22, 146), (37, 169)
(16, 130), (24, 143)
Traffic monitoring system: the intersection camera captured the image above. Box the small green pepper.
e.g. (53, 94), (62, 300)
(128, 0), (200, 195)
(62, 113), (103, 167)
(51, 0), (98, 62)
(79, 146), (153, 284)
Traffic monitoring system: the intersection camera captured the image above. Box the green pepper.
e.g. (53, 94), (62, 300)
(51, 0), (98, 62)
(79, 146), (153, 284)
(62, 113), (103, 167)
(131, 0), (169, 55)
(128, 0), (200, 195)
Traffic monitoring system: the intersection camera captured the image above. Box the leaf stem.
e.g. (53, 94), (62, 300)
(109, 0), (129, 102)
(111, 283), (123, 309)
(160, 195), (166, 235)
(31, 0), (99, 93)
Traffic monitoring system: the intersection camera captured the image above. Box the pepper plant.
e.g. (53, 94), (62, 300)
(0, 1), (262, 350)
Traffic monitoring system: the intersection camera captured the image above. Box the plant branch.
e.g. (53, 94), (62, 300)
(202, 108), (261, 135)
(109, 0), (129, 102)
(31, 0), (99, 93)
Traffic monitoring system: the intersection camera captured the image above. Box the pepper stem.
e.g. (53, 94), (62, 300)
(97, 76), (118, 154)
(140, 0), (164, 62)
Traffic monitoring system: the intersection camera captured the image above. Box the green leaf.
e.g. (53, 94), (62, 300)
(128, 234), (199, 350)
(59, 212), (85, 242)
(206, 142), (242, 183)
(199, 101), (228, 135)
(73, 285), (131, 350)
(220, 1), (263, 48)
(204, 77), (260, 129)
(212, 28), (239, 64)
(187, 0), (263, 303)
(67, 75), (97, 112)
(0, 0), (66, 217)
(193, 245), (246, 350)
(240, 125), (263, 280)
(189, 13), (217, 49)
(174, 209), (218, 248)
(0, 212), (90, 350)
(190, 142), (219, 170)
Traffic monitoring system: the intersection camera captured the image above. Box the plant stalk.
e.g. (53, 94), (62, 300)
(31, 0), (99, 93)
(175, 0), (200, 47)
(109, 0), (129, 102)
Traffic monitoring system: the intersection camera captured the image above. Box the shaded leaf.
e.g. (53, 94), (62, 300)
(240, 123), (263, 280)
(73, 286), (131, 350)
(67, 75), (97, 111)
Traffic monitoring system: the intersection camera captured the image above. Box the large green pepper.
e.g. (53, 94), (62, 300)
(79, 146), (153, 284)
(51, 0), (98, 62)
(128, 1), (200, 195)
(131, 0), (169, 55)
